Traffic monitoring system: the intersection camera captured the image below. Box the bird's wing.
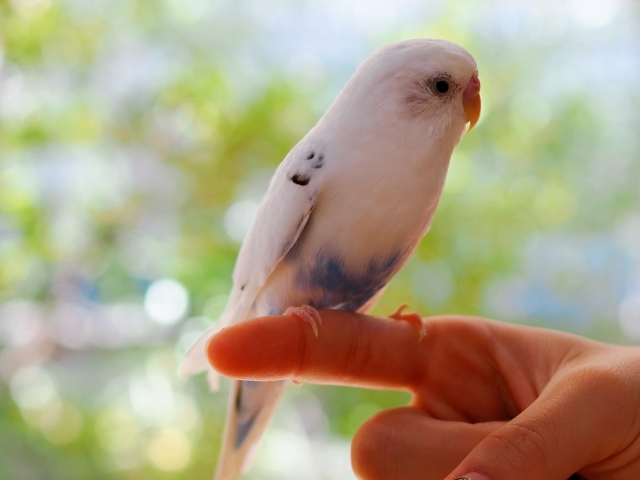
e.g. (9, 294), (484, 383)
(179, 143), (320, 378)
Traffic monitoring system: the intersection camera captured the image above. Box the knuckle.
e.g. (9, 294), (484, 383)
(570, 361), (640, 441)
(572, 363), (629, 404)
(293, 321), (309, 377)
(343, 317), (374, 382)
(577, 364), (619, 386)
(488, 422), (553, 474)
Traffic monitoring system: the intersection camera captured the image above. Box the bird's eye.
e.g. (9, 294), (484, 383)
(435, 80), (449, 94)
(427, 76), (452, 96)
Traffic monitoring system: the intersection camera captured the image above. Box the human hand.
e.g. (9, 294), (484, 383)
(206, 311), (640, 480)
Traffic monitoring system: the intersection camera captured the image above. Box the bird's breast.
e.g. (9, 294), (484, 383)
(256, 138), (451, 316)
(267, 169), (431, 313)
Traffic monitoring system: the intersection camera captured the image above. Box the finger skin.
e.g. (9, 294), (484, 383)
(447, 348), (640, 480)
(207, 311), (590, 422)
(206, 312), (530, 427)
(351, 407), (502, 480)
(207, 310), (426, 390)
(207, 310), (640, 479)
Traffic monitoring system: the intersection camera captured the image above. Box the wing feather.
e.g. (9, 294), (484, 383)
(179, 145), (319, 377)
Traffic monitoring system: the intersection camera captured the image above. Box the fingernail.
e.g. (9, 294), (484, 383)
(455, 473), (491, 480)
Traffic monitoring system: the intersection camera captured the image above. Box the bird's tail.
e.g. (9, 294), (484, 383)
(214, 380), (286, 480)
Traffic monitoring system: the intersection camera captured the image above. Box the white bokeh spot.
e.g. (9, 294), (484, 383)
(224, 199), (259, 243)
(619, 296), (640, 340)
(144, 279), (189, 325)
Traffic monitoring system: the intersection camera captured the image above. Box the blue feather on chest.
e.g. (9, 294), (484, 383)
(297, 250), (403, 311)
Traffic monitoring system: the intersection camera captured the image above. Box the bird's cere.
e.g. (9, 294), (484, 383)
(462, 74), (481, 131)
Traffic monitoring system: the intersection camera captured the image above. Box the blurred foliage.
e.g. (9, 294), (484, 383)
(1, 0), (640, 478)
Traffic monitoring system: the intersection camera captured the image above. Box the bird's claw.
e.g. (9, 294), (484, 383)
(284, 305), (322, 339)
(389, 304), (426, 342)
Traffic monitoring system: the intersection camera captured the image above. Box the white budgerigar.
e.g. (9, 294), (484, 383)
(180, 38), (481, 479)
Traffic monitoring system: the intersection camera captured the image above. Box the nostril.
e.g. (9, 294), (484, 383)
(463, 76), (481, 99)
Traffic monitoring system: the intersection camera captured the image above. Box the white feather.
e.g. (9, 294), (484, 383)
(179, 38), (480, 480)
(179, 143), (318, 378)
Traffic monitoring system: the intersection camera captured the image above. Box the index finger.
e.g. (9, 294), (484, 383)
(206, 310), (426, 390)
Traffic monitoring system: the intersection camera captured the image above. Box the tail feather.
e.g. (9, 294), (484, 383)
(214, 380), (286, 480)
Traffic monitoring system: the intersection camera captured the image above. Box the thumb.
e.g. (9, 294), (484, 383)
(446, 365), (627, 480)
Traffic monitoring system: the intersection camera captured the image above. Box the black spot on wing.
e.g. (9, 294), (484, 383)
(240, 284), (246, 291)
(312, 153), (324, 169)
(290, 173), (310, 186)
(305, 150), (324, 169)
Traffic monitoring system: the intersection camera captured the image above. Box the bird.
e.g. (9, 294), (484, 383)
(180, 38), (481, 480)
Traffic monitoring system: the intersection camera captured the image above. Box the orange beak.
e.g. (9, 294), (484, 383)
(462, 74), (481, 131)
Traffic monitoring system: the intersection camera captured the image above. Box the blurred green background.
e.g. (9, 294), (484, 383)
(1, 0), (640, 478)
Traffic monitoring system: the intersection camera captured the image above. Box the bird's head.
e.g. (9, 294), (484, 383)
(351, 39), (481, 138)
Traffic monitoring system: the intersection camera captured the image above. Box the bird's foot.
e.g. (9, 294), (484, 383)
(284, 305), (322, 339)
(389, 304), (426, 342)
